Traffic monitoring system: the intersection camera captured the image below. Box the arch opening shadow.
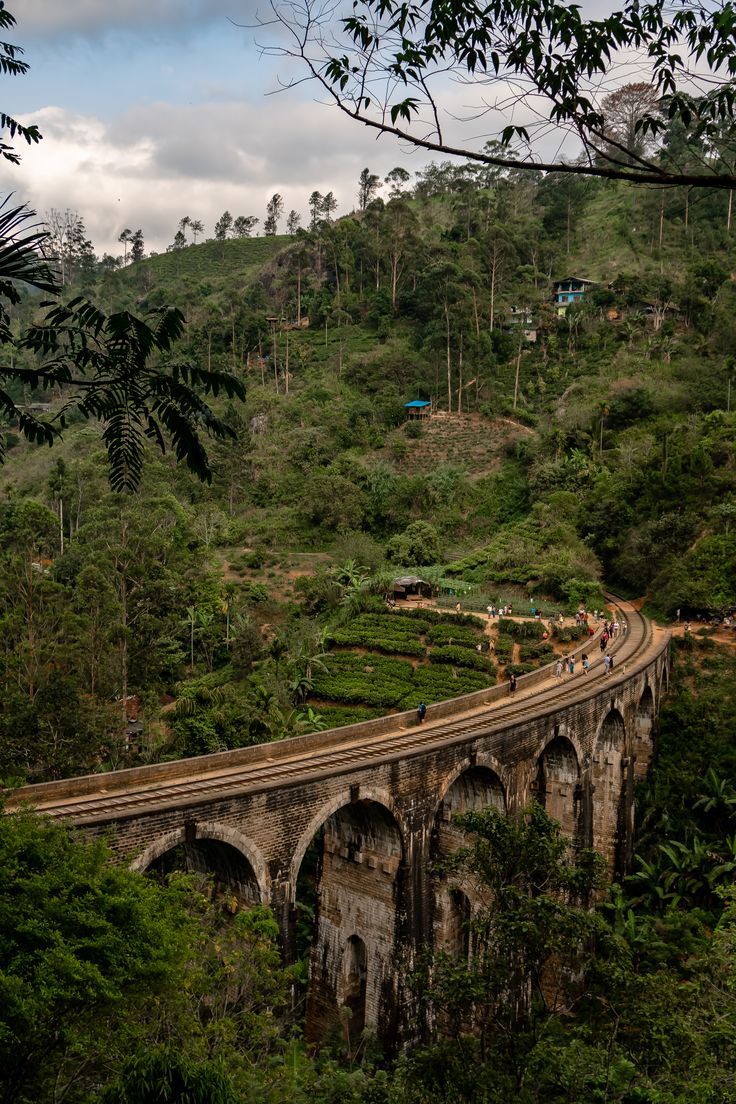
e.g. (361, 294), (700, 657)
(432, 766), (504, 954)
(592, 709), (628, 876)
(146, 838), (260, 906)
(634, 686), (655, 782)
(295, 799), (405, 1048)
(340, 935), (368, 1039)
(534, 736), (581, 846)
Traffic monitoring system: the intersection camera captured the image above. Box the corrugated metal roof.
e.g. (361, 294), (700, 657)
(404, 400), (432, 408)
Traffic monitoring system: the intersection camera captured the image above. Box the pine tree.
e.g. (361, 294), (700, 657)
(358, 167), (381, 209)
(130, 229), (144, 263)
(214, 211), (233, 241)
(264, 194), (284, 236)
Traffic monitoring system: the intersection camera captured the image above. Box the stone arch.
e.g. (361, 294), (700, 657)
(289, 786), (408, 900)
(296, 795), (406, 1047)
(592, 708), (628, 875)
(433, 764), (506, 849)
(633, 685), (656, 782)
(133, 821), (269, 906)
(431, 763), (505, 954)
(434, 754), (508, 821)
(533, 731), (582, 845)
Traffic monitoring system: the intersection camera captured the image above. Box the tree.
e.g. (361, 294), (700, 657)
(178, 215), (191, 241)
(270, 0), (736, 189)
(0, 5), (42, 165)
(46, 208), (94, 284)
(286, 208), (301, 235)
(0, 810), (187, 1104)
(358, 166), (381, 209)
(169, 229), (186, 250)
(130, 228), (144, 262)
(11, 287), (245, 491)
(308, 190), (323, 229)
(214, 210), (233, 240)
(386, 519), (442, 565)
(264, 193), (284, 236)
(232, 214), (259, 238)
(385, 165), (411, 197)
(600, 83), (663, 166)
(321, 191), (338, 221)
(189, 218), (204, 243)
(117, 227), (132, 266)
(417, 804), (608, 1092)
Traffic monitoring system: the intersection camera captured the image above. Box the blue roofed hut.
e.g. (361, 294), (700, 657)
(404, 399), (432, 420)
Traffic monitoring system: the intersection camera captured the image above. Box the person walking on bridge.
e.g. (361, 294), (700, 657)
(509, 672), (517, 695)
(417, 702), (427, 723)
(604, 653), (612, 675)
(554, 658), (563, 680)
(582, 653), (590, 675)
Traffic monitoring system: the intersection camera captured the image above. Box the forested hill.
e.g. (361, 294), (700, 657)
(0, 165), (734, 781)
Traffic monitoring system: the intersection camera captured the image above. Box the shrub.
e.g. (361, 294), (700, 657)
(329, 629), (426, 657)
(386, 520), (442, 566)
(552, 624), (586, 643)
(520, 643), (555, 662)
(498, 618), (546, 641)
(426, 625), (483, 648)
(242, 582), (269, 604)
(429, 645), (494, 671)
(404, 420), (423, 439)
(506, 662), (537, 676)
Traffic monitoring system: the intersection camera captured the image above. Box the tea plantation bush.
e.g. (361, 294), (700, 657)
(520, 642), (555, 662)
(498, 618), (547, 641)
(311, 648), (492, 710)
(329, 628), (426, 657)
(426, 624), (484, 648)
(429, 645), (494, 671)
(552, 624), (587, 643)
(507, 662), (538, 676)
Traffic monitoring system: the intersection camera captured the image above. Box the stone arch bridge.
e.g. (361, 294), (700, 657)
(7, 602), (670, 1044)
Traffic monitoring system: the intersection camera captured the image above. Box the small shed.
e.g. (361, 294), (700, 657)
(392, 575), (434, 599)
(552, 276), (595, 315)
(404, 399), (432, 420)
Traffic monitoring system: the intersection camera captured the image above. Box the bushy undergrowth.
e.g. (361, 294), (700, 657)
(429, 644), (494, 671)
(497, 618), (547, 641)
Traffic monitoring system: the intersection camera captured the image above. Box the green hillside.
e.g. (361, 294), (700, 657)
(1, 170), (735, 782)
(3, 166), (736, 1104)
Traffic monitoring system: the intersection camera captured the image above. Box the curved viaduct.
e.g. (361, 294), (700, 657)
(7, 601), (670, 1044)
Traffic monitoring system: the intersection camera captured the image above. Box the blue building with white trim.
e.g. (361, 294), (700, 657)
(553, 275), (595, 315)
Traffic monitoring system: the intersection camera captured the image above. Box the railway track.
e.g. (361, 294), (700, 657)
(7, 600), (661, 826)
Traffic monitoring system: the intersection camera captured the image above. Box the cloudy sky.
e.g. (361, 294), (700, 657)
(2, 1), (645, 258)
(1, 0), (436, 256)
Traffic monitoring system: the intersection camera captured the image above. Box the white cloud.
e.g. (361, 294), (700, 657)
(0, 97), (425, 256)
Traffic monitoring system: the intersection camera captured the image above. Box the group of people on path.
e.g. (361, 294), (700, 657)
(486, 603), (513, 618)
(554, 648), (615, 678)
